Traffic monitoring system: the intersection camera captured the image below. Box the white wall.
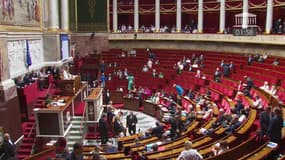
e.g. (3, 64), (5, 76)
(8, 39), (44, 78)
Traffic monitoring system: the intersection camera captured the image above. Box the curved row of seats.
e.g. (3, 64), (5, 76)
(79, 49), (285, 160)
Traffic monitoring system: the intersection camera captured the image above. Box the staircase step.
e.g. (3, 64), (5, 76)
(70, 131), (82, 136)
(71, 125), (81, 129)
(22, 137), (34, 143)
(18, 148), (31, 154)
(20, 143), (33, 148)
(71, 121), (82, 124)
(68, 135), (82, 139)
(72, 116), (83, 121)
(23, 129), (35, 134)
(22, 122), (34, 129)
(16, 154), (29, 160)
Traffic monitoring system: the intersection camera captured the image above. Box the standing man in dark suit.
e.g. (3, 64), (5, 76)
(99, 114), (108, 144)
(0, 133), (16, 160)
(52, 65), (60, 80)
(126, 111), (137, 135)
(259, 107), (271, 140)
(103, 89), (111, 105)
(267, 108), (283, 144)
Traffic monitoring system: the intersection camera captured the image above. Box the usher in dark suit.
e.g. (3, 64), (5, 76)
(126, 113), (138, 135)
(99, 115), (108, 144)
(0, 139), (16, 160)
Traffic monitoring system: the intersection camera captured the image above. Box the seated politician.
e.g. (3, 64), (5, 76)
(61, 67), (73, 80)
(45, 94), (53, 106)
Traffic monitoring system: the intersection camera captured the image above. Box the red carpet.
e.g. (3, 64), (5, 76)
(75, 102), (85, 116)
(17, 119), (36, 160)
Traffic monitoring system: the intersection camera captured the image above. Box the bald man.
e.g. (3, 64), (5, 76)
(0, 133), (16, 159)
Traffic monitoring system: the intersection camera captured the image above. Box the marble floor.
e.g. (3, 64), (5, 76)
(83, 109), (158, 146)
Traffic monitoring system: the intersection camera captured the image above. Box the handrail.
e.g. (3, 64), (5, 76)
(28, 123), (36, 138)
(79, 104), (87, 140)
(23, 146), (56, 160)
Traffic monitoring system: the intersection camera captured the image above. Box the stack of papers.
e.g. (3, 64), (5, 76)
(267, 141), (278, 149)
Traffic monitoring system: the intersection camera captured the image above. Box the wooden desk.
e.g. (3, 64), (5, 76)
(84, 88), (104, 122)
(143, 100), (158, 117)
(34, 96), (73, 137)
(123, 97), (140, 111)
(143, 100), (167, 121)
(33, 83), (88, 137)
(110, 91), (124, 104)
(57, 75), (81, 96)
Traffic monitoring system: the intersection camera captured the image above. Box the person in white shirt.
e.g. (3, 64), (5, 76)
(124, 68), (128, 77)
(121, 24), (126, 32)
(269, 84), (277, 95)
(260, 81), (270, 92)
(177, 141), (203, 160)
(142, 65), (149, 72)
(62, 68), (72, 80)
(152, 69), (157, 78)
(253, 96), (263, 110)
(147, 59), (153, 69)
(37, 68), (47, 90)
(177, 61), (184, 74)
(186, 58), (191, 64)
(128, 24), (133, 32)
(202, 109), (213, 120)
(212, 141), (229, 156)
(195, 69), (201, 78)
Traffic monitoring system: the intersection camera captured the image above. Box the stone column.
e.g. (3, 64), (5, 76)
(0, 37), (17, 103)
(176, 0), (181, 32)
(242, 0), (248, 28)
(155, 0), (160, 32)
(113, 0), (118, 32)
(134, 0), (139, 32)
(219, 0), (225, 33)
(265, 0), (273, 34)
(48, 0), (59, 30)
(198, 0), (203, 33)
(61, 0), (69, 31)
